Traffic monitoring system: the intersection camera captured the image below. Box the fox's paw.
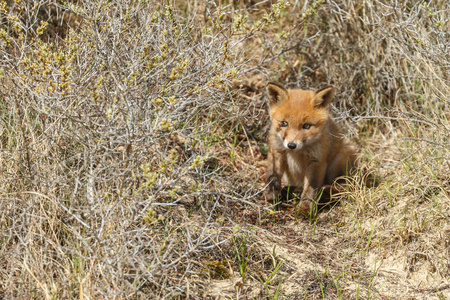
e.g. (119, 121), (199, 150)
(297, 198), (313, 216)
(267, 175), (281, 191)
(263, 188), (280, 203)
(264, 175), (281, 202)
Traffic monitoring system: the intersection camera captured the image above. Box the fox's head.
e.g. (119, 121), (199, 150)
(267, 82), (334, 150)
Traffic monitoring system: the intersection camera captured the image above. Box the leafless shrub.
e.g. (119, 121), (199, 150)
(0, 0), (263, 297)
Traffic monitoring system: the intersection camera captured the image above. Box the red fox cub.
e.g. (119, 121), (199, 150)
(265, 82), (356, 211)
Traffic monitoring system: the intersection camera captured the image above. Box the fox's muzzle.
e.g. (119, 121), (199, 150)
(287, 142), (296, 149)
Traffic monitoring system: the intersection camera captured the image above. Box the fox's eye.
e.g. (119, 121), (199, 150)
(280, 121), (288, 127)
(302, 123), (311, 130)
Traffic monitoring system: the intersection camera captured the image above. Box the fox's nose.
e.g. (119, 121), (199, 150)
(287, 142), (296, 149)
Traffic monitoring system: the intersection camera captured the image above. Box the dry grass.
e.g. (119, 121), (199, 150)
(0, 0), (449, 299)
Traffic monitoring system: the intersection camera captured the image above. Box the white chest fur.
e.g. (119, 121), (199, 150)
(282, 152), (306, 186)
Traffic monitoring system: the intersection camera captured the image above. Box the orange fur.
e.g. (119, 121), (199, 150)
(265, 82), (356, 207)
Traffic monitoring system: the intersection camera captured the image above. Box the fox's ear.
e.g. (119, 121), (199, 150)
(311, 87), (334, 109)
(267, 82), (289, 106)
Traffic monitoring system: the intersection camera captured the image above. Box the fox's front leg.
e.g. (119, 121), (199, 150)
(299, 161), (327, 213)
(264, 150), (286, 201)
